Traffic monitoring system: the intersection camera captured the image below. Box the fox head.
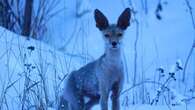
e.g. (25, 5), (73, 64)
(94, 8), (131, 50)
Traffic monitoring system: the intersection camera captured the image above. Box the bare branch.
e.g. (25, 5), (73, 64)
(182, 0), (195, 82)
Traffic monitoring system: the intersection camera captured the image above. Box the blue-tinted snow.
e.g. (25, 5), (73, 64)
(0, 0), (195, 109)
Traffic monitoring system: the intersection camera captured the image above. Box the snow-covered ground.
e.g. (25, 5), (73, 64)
(0, 27), (87, 109)
(0, 24), (194, 110)
(0, 0), (195, 110)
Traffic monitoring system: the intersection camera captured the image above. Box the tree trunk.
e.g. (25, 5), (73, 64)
(0, 0), (10, 29)
(22, 0), (33, 37)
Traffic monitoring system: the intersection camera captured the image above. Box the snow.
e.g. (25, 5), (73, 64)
(2, 25), (194, 109)
(92, 104), (195, 110)
(0, 27), (85, 109)
(0, 0), (195, 109)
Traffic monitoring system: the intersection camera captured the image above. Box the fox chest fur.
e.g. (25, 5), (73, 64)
(96, 52), (124, 91)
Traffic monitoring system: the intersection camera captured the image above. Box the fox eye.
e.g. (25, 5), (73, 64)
(117, 33), (122, 37)
(104, 34), (110, 38)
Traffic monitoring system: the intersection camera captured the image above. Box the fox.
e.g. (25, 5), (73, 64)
(59, 8), (131, 110)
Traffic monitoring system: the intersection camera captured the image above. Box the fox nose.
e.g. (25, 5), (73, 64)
(112, 42), (117, 47)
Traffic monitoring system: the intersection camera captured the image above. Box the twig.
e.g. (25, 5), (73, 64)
(25, 81), (40, 92)
(133, 19), (139, 86)
(163, 95), (171, 110)
(182, 0), (195, 82)
(120, 80), (167, 95)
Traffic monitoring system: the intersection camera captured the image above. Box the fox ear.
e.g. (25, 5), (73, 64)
(117, 8), (131, 30)
(94, 9), (109, 30)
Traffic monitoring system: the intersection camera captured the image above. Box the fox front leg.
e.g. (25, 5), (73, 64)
(111, 82), (121, 110)
(99, 84), (109, 110)
(85, 96), (100, 110)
